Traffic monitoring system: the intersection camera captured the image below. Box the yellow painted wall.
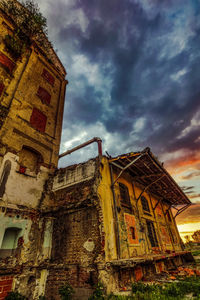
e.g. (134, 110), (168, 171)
(0, 11), (67, 168)
(98, 157), (182, 262)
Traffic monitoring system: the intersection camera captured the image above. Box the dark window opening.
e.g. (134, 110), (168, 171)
(130, 227), (136, 240)
(146, 220), (158, 247)
(0, 160), (11, 197)
(141, 196), (150, 213)
(0, 227), (21, 258)
(119, 183), (131, 208)
(0, 82), (5, 96)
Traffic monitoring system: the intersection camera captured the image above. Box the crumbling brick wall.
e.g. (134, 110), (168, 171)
(45, 172), (102, 299)
(0, 275), (13, 300)
(51, 207), (101, 264)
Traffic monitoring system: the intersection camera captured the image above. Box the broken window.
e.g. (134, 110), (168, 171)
(0, 227), (21, 258)
(0, 160), (11, 197)
(119, 183), (131, 208)
(141, 196), (150, 213)
(19, 146), (43, 173)
(146, 220), (158, 247)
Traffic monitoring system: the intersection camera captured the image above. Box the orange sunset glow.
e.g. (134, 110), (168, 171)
(165, 153), (200, 242)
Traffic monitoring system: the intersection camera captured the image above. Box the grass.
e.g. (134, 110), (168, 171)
(89, 277), (200, 300)
(192, 250), (200, 256)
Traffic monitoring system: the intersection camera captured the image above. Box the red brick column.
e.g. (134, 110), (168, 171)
(0, 276), (13, 300)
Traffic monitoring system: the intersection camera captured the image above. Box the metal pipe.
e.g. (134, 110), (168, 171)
(59, 137), (102, 159)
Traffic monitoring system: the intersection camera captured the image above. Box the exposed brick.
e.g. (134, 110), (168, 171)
(0, 280), (12, 286)
(3, 285), (12, 292)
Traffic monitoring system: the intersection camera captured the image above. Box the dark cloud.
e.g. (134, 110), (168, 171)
(176, 204), (200, 225)
(35, 0), (200, 202)
(181, 172), (200, 180)
(181, 186), (195, 191)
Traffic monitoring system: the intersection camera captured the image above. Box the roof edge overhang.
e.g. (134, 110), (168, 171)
(108, 148), (191, 207)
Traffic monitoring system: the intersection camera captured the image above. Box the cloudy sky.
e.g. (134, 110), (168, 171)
(33, 0), (200, 223)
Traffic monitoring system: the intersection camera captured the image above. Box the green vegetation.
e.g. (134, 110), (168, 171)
(5, 291), (27, 300)
(58, 283), (75, 300)
(192, 250), (200, 256)
(89, 282), (106, 300)
(89, 277), (200, 300)
(1, 0), (49, 58)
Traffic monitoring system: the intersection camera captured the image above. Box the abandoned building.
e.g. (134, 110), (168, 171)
(0, 1), (193, 300)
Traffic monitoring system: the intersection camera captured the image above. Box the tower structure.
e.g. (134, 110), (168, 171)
(0, 2), (67, 298)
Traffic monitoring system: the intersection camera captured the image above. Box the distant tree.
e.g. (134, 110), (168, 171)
(192, 230), (200, 243)
(184, 235), (191, 244)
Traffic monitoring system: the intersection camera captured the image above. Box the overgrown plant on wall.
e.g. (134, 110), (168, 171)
(1, 0), (50, 57)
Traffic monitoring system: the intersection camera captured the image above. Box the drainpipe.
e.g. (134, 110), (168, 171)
(59, 137), (102, 159)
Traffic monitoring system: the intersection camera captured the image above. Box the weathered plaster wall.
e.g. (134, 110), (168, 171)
(98, 157), (183, 263)
(0, 5), (67, 299)
(52, 159), (97, 191)
(0, 10), (67, 168)
(0, 152), (49, 209)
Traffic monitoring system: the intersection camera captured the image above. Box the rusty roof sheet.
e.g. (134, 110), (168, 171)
(109, 148), (191, 206)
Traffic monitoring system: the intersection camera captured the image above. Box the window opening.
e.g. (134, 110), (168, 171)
(130, 227), (136, 240)
(119, 183), (131, 208)
(146, 220), (158, 247)
(0, 227), (21, 258)
(0, 160), (11, 197)
(141, 196), (150, 213)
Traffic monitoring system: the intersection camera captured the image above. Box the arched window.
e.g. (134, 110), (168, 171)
(0, 227), (21, 258)
(0, 160), (11, 197)
(141, 196), (150, 213)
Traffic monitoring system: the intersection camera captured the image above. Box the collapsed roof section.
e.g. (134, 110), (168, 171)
(109, 147), (191, 207)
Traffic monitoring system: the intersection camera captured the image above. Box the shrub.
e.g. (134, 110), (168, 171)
(88, 282), (106, 300)
(5, 291), (27, 300)
(58, 283), (75, 300)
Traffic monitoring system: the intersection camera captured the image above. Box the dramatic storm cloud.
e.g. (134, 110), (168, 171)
(34, 0), (200, 206)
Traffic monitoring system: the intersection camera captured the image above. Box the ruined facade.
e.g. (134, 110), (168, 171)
(0, 2), (193, 300)
(45, 150), (192, 298)
(0, 2), (67, 299)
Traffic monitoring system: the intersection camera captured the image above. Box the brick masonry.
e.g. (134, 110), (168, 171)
(0, 276), (13, 300)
